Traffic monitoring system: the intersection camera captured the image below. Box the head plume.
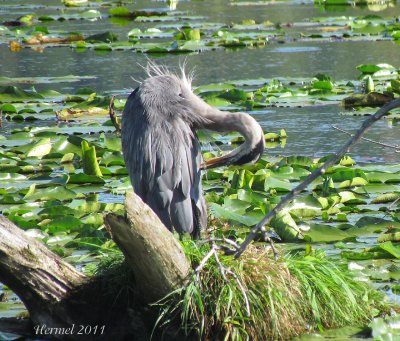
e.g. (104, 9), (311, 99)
(143, 60), (194, 92)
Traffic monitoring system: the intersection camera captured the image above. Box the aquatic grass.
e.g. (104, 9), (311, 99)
(88, 250), (137, 308)
(155, 241), (387, 340)
(287, 253), (379, 330)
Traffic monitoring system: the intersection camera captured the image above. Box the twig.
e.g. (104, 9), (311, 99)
(194, 247), (216, 281)
(194, 240), (251, 316)
(197, 237), (240, 253)
(109, 95), (121, 134)
(212, 245), (227, 281)
(382, 196), (400, 220)
(388, 197), (400, 211)
(0, 110), (3, 128)
(225, 268), (251, 317)
(233, 98), (400, 259)
(259, 226), (279, 260)
(266, 236), (278, 260)
(332, 125), (400, 151)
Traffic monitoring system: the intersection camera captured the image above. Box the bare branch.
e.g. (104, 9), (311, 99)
(382, 196), (400, 220)
(195, 241), (250, 316)
(388, 197), (400, 211)
(225, 268), (251, 316)
(194, 247), (216, 278)
(234, 98), (400, 258)
(197, 237), (240, 254)
(265, 237), (279, 260)
(332, 125), (400, 151)
(212, 245), (227, 281)
(109, 95), (121, 134)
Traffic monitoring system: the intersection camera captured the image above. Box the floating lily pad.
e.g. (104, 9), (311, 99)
(24, 184), (77, 201)
(303, 223), (351, 242)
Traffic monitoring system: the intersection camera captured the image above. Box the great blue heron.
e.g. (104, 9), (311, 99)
(122, 64), (264, 238)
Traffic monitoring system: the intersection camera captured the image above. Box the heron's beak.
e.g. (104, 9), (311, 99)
(201, 138), (264, 170)
(200, 154), (232, 170)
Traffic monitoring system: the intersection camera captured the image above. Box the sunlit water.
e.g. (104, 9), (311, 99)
(0, 0), (399, 162)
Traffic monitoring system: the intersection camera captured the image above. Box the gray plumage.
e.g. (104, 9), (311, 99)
(122, 64), (265, 238)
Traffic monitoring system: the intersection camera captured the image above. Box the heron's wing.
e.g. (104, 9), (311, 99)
(168, 132), (206, 236)
(122, 88), (205, 235)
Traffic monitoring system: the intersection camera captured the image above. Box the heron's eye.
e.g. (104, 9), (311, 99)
(178, 93), (184, 98)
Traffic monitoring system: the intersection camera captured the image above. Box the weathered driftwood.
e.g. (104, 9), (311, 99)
(105, 191), (191, 303)
(0, 192), (191, 339)
(0, 215), (87, 329)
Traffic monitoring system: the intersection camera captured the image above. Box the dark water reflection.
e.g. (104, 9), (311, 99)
(0, 0), (399, 162)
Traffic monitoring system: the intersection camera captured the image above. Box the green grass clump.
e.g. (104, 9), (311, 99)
(86, 251), (137, 309)
(155, 241), (386, 340)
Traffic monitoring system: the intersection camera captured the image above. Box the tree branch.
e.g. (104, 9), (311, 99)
(332, 125), (400, 151)
(0, 215), (87, 331)
(233, 98), (400, 258)
(108, 95), (121, 135)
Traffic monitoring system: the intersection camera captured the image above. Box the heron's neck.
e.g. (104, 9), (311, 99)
(201, 106), (264, 151)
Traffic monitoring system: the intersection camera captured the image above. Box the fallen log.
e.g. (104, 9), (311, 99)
(0, 191), (192, 339)
(105, 191), (191, 303)
(0, 215), (87, 330)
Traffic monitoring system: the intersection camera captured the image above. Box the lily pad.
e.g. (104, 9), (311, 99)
(303, 223), (351, 242)
(24, 185), (77, 201)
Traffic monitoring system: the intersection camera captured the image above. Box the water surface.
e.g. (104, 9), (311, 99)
(0, 0), (399, 163)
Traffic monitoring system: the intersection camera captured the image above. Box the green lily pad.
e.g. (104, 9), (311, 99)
(81, 141), (103, 177)
(24, 185), (77, 201)
(42, 216), (83, 234)
(303, 223), (351, 242)
(378, 230), (400, 243)
(86, 32), (118, 43)
(379, 241), (400, 259)
(271, 211), (301, 242)
(68, 173), (105, 184)
(264, 177), (292, 192)
(356, 63), (396, 74)
(0, 86), (43, 102)
(346, 216), (400, 236)
(12, 138), (52, 158)
(0, 104), (17, 113)
(209, 202), (260, 226)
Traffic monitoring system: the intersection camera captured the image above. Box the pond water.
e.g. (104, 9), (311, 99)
(1, 0), (399, 163)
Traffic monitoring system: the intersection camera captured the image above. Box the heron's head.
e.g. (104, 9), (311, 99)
(138, 62), (265, 170)
(139, 64), (209, 128)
